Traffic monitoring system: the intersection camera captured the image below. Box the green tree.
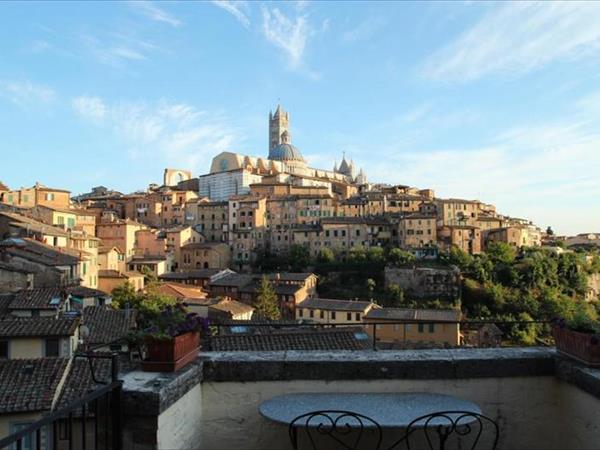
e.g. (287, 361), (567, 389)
(111, 282), (137, 309)
(253, 276), (281, 320)
(140, 265), (158, 286)
(348, 246), (367, 263)
(485, 241), (517, 265)
(386, 283), (406, 307)
(366, 278), (376, 298)
(317, 248), (335, 264)
(546, 226), (554, 236)
(387, 248), (416, 267)
(367, 246), (385, 264)
(290, 244), (311, 271)
(447, 246), (472, 269)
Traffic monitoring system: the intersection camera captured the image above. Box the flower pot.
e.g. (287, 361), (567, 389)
(142, 331), (200, 372)
(552, 325), (600, 367)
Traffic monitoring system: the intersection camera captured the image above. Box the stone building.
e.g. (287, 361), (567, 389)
(395, 213), (437, 249)
(0, 182), (71, 210)
(184, 199), (229, 242)
(384, 266), (461, 301)
(438, 225), (482, 255)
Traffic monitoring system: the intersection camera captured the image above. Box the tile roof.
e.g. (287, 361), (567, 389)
(0, 212), (69, 237)
(264, 272), (315, 282)
(154, 283), (207, 301)
(58, 358), (112, 409)
(208, 299), (254, 316)
(158, 269), (222, 280)
(66, 286), (108, 299)
(298, 298), (375, 312)
(364, 308), (461, 322)
(0, 316), (80, 338)
(209, 273), (254, 288)
(0, 358), (69, 413)
(83, 306), (136, 345)
(1, 238), (80, 266)
(98, 270), (143, 279)
(9, 287), (67, 310)
(210, 328), (370, 351)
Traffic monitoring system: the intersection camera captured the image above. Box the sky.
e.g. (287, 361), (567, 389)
(1, 1), (599, 235)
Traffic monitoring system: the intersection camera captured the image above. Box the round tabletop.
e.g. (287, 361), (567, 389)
(259, 392), (481, 428)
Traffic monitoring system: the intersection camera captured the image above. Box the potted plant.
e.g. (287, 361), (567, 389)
(552, 305), (600, 367)
(132, 304), (210, 372)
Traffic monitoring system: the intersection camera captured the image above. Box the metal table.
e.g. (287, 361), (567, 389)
(259, 392), (481, 429)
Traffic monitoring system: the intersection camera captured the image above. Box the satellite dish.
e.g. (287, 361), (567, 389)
(79, 324), (90, 340)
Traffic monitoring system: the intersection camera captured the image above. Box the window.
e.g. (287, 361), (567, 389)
(298, 309), (303, 318)
(355, 313), (360, 321)
(320, 311), (324, 319)
(9, 422), (37, 450)
(331, 311), (336, 320)
(309, 310), (314, 318)
(429, 323), (435, 333)
(346, 312), (351, 321)
(57, 216), (65, 225)
(418, 323), (424, 333)
(45, 338), (60, 357)
(0, 340), (8, 358)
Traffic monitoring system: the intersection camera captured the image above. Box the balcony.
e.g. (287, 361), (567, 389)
(3, 347), (599, 449)
(119, 347), (598, 449)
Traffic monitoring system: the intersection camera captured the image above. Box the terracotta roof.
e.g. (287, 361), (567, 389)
(0, 358), (69, 413)
(0, 181), (9, 191)
(154, 283), (207, 301)
(83, 306), (136, 345)
(9, 287), (67, 310)
(0, 316), (80, 338)
(210, 328), (370, 351)
(209, 273), (254, 288)
(158, 269), (222, 280)
(208, 299), (254, 316)
(364, 308), (461, 322)
(58, 358), (112, 409)
(298, 298), (375, 312)
(99, 270), (143, 279)
(264, 272), (315, 282)
(1, 238), (80, 266)
(0, 212), (69, 237)
(66, 286), (108, 299)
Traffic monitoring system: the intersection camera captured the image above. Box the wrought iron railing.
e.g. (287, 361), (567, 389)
(0, 353), (123, 450)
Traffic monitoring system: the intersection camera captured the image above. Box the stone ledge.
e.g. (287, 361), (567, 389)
(122, 359), (203, 416)
(200, 347), (556, 382)
(555, 357), (600, 399)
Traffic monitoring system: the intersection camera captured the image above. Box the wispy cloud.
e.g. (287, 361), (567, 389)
(261, 6), (309, 70)
(83, 33), (159, 67)
(133, 1), (182, 27)
(72, 97), (238, 171)
(212, 1), (250, 29)
(422, 2), (600, 81)
(0, 80), (56, 108)
(364, 100), (600, 234)
(341, 17), (385, 43)
(72, 96), (107, 122)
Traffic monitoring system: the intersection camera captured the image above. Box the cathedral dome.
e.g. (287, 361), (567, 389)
(268, 143), (306, 163)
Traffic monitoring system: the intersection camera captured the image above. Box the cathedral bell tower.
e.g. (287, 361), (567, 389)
(269, 104), (290, 152)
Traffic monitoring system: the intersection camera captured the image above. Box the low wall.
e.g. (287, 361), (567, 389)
(121, 348), (600, 450)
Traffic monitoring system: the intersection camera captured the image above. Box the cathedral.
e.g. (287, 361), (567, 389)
(198, 104), (368, 201)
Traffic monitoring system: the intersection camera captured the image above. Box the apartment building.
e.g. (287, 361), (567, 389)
(296, 298), (377, 324)
(185, 199), (229, 242)
(363, 308), (461, 347)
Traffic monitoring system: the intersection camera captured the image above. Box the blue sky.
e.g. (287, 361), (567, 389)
(1, 1), (599, 235)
